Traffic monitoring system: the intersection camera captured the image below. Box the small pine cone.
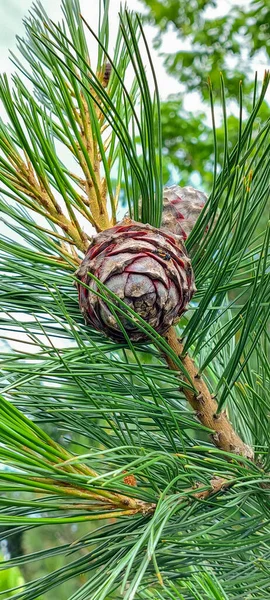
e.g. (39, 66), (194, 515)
(161, 185), (207, 240)
(76, 219), (196, 342)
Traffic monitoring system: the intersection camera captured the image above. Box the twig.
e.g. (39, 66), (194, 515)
(31, 476), (155, 516)
(164, 327), (254, 460)
(191, 476), (232, 500)
(75, 93), (111, 231)
(3, 147), (88, 254)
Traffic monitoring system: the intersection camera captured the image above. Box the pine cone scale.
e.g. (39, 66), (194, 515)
(162, 185), (207, 239)
(76, 220), (195, 341)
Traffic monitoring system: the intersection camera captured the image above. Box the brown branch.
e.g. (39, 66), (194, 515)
(164, 327), (254, 461)
(188, 476), (232, 502)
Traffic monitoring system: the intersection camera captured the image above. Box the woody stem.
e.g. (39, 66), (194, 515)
(164, 327), (254, 461)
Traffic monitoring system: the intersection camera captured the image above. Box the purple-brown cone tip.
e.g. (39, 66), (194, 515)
(162, 185), (207, 239)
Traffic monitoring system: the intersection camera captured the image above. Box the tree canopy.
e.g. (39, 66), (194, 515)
(140, 0), (270, 187)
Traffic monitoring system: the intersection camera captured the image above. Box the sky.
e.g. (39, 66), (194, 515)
(0, 0), (182, 97)
(0, 0), (268, 121)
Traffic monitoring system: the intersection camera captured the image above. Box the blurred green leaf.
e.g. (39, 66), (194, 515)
(140, 0), (270, 187)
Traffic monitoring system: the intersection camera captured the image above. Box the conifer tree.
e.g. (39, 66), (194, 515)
(0, 2), (269, 598)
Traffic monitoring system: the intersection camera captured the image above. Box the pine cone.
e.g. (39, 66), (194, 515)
(161, 185), (207, 240)
(76, 220), (196, 342)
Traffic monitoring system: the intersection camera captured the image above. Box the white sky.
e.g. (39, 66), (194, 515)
(0, 0), (268, 113)
(0, 0), (182, 97)
(1, 0), (269, 130)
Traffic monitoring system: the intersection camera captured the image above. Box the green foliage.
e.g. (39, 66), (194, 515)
(140, 0), (270, 186)
(0, 0), (162, 240)
(0, 1), (269, 599)
(145, 0), (269, 93)
(0, 554), (25, 597)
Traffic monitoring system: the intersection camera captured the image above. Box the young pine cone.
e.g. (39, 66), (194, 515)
(76, 220), (196, 342)
(161, 185), (207, 240)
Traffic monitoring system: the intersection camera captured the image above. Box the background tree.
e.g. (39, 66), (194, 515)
(139, 0), (270, 187)
(0, 1), (269, 599)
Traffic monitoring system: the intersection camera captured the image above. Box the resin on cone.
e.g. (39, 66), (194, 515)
(161, 185), (207, 240)
(76, 220), (196, 342)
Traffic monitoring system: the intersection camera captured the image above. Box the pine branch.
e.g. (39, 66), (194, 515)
(0, 394), (155, 519)
(185, 475), (232, 501)
(0, 3), (269, 597)
(0, 122), (87, 256)
(164, 327), (254, 460)
(74, 91), (112, 230)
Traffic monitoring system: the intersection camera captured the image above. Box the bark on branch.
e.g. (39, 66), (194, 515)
(164, 327), (254, 461)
